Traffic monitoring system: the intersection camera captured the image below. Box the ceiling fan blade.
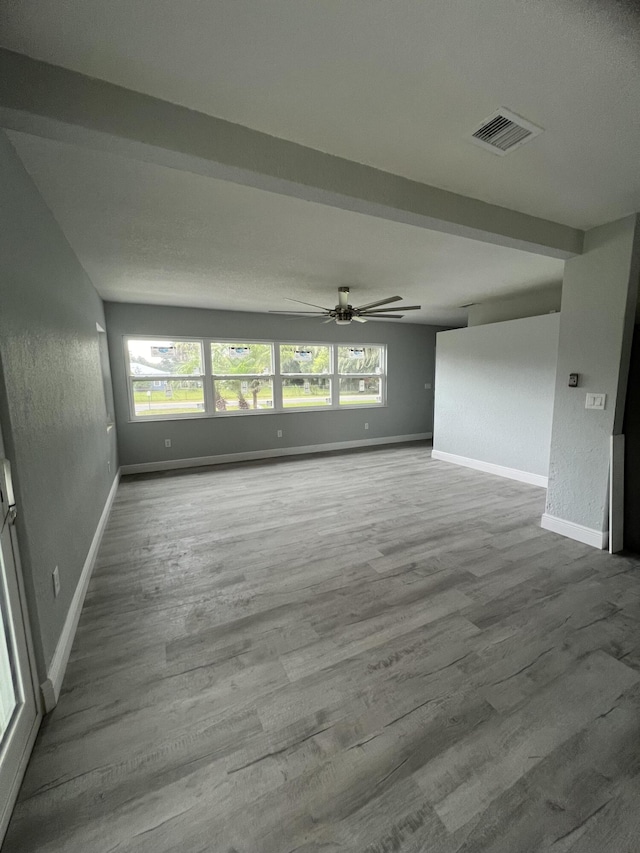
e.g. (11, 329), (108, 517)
(362, 305), (421, 314)
(362, 313), (404, 319)
(352, 316), (368, 323)
(354, 295), (402, 311)
(268, 310), (328, 316)
(338, 287), (350, 308)
(284, 297), (331, 310)
(322, 317), (334, 323)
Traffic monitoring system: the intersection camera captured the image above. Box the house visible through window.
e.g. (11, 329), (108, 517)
(124, 337), (386, 421)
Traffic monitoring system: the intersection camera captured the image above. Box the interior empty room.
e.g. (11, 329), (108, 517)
(1, 2), (640, 851)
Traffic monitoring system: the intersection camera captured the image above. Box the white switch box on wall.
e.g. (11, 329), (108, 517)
(585, 393), (606, 410)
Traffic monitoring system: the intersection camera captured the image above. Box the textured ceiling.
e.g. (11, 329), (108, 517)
(1, 0), (639, 229)
(8, 132), (564, 326)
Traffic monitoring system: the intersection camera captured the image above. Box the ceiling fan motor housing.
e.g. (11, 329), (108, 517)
(334, 306), (355, 323)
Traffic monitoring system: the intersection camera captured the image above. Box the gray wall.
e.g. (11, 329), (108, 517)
(433, 314), (560, 477)
(0, 130), (117, 676)
(546, 215), (640, 532)
(467, 284), (562, 326)
(105, 302), (442, 466)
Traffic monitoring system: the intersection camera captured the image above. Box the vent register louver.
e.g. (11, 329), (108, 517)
(470, 108), (543, 155)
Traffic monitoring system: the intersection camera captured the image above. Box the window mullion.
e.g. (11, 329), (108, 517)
(274, 343), (283, 411)
(331, 344), (339, 407)
(202, 341), (214, 415)
(128, 377), (136, 421)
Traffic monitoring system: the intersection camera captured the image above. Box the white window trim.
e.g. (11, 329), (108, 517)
(123, 335), (386, 422)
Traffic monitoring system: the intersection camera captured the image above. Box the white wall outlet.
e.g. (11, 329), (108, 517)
(364, 423), (369, 430)
(585, 392), (606, 410)
(52, 566), (60, 598)
(164, 439), (172, 447)
(277, 429), (283, 438)
(424, 383), (432, 390)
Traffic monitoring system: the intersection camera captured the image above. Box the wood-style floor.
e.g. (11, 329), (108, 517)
(6, 443), (640, 852)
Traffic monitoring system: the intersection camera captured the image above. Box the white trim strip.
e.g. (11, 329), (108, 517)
(0, 712), (41, 843)
(121, 434), (432, 475)
(540, 513), (609, 550)
(609, 434), (625, 554)
(40, 469), (121, 712)
(431, 449), (548, 488)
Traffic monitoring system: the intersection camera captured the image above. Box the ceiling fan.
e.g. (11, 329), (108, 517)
(269, 286), (421, 325)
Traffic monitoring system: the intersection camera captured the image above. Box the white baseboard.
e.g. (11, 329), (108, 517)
(431, 449), (548, 488)
(40, 469), (121, 712)
(540, 513), (609, 550)
(120, 434), (432, 475)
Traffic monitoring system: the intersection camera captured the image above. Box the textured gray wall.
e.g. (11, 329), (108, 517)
(0, 130), (117, 676)
(546, 215), (640, 532)
(105, 302), (442, 466)
(433, 314), (560, 477)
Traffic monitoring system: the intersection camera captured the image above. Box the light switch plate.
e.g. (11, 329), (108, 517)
(585, 392), (606, 410)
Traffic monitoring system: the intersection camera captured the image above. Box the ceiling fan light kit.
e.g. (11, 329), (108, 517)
(269, 286), (421, 325)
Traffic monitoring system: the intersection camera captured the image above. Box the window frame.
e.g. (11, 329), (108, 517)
(124, 336), (208, 422)
(336, 345), (386, 408)
(279, 342), (334, 412)
(210, 340), (276, 416)
(123, 335), (386, 422)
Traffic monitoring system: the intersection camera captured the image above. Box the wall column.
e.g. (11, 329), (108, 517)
(543, 214), (640, 548)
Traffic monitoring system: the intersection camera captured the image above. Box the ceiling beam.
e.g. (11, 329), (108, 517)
(0, 48), (583, 259)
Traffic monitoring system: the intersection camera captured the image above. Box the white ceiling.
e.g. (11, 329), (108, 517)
(2, 0), (639, 229)
(8, 131), (564, 326)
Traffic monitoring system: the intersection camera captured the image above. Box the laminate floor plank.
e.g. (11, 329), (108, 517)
(6, 444), (640, 853)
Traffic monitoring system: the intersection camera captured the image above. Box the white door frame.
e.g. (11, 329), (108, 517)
(0, 431), (42, 843)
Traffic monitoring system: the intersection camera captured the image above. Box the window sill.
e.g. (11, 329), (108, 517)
(128, 403), (387, 424)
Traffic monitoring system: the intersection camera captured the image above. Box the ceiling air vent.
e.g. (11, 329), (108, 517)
(469, 108), (543, 156)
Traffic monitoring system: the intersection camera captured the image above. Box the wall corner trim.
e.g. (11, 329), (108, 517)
(431, 449), (548, 488)
(40, 469), (121, 713)
(540, 513), (609, 549)
(119, 434), (432, 475)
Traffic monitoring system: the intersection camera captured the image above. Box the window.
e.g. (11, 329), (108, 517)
(126, 339), (205, 419)
(211, 342), (274, 412)
(124, 336), (386, 420)
(280, 344), (332, 409)
(337, 345), (384, 406)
